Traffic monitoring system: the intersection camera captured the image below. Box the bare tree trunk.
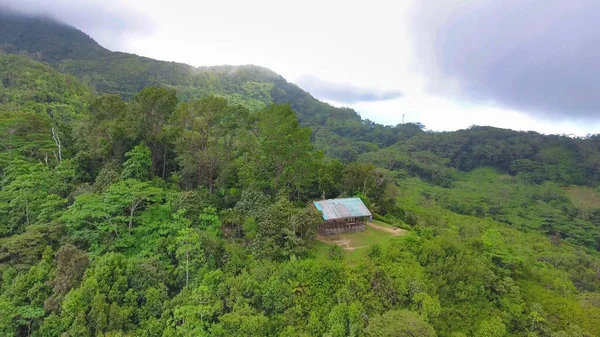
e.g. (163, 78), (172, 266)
(129, 206), (135, 228)
(107, 216), (119, 237)
(51, 127), (62, 163)
(129, 200), (140, 228)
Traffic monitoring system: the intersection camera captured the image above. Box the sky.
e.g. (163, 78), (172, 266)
(2, 0), (600, 135)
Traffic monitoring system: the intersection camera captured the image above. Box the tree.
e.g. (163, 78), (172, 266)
(175, 228), (204, 289)
(173, 97), (249, 191)
(242, 104), (321, 194)
(341, 163), (396, 215)
(0, 112), (55, 168)
(209, 304), (270, 337)
(104, 179), (163, 229)
(77, 94), (129, 159)
(251, 197), (321, 259)
(63, 179), (163, 247)
(366, 310), (436, 337)
(1, 248), (54, 335)
(127, 87), (178, 177)
(475, 317), (506, 337)
(44, 244), (90, 312)
(0, 159), (71, 235)
(121, 144), (152, 181)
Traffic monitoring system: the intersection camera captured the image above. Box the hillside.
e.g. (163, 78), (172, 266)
(0, 12), (420, 162)
(0, 10), (110, 62)
(1, 10), (600, 337)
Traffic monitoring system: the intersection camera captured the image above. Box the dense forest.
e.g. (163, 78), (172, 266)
(1, 11), (600, 337)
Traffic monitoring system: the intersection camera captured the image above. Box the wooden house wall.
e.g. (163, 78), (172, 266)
(320, 217), (367, 236)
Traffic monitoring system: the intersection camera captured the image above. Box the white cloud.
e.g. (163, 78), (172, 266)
(339, 96), (598, 136)
(4, 0), (598, 135)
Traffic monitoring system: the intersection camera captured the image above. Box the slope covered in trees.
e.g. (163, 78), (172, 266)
(1, 11), (600, 337)
(0, 12), (419, 163)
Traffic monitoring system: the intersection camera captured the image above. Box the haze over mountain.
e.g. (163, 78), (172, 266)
(0, 10), (419, 162)
(2, 0), (599, 135)
(0, 10), (349, 117)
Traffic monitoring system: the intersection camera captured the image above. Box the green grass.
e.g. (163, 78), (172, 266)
(312, 221), (404, 263)
(370, 220), (398, 229)
(563, 185), (600, 211)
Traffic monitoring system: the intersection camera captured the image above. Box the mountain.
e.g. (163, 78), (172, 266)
(0, 11), (352, 119)
(0, 11), (419, 162)
(0, 10), (110, 62)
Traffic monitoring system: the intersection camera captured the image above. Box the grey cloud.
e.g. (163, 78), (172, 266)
(0, 0), (154, 50)
(295, 75), (403, 103)
(410, 0), (600, 120)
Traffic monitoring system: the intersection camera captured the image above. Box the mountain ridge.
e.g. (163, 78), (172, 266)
(1, 11), (416, 162)
(0, 11), (354, 115)
(0, 8), (110, 62)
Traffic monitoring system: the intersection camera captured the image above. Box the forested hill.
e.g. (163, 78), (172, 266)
(2, 10), (600, 337)
(0, 11), (421, 161)
(0, 10), (110, 62)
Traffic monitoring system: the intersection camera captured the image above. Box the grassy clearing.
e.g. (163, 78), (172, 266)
(563, 186), (600, 211)
(313, 221), (406, 263)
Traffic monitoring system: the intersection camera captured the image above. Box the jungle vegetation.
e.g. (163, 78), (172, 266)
(1, 12), (600, 337)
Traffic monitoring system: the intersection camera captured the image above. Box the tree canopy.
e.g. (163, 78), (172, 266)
(0, 14), (600, 337)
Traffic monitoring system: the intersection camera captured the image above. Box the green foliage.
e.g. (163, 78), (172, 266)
(0, 159), (72, 236)
(76, 94), (129, 160)
(121, 144), (152, 181)
(365, 310), (436, 337)
(63, 179), (163, 251)
(1, 14), (600, 337)
(0, 112), (55, 169)
(241, 104), (321, 195)
(250, 197), (322, 260)
(327, 245), (344, 262)
(173, 96), (249, 191)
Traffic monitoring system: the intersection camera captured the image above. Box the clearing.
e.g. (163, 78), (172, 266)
(314, 220), (407, 262)
(563, 186), (600, 212)
(563, 186), (600, 220)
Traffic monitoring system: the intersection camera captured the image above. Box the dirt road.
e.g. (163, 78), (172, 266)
(367, 222), (407, 236)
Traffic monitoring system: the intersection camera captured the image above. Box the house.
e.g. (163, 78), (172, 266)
(313, 198), (372, 235)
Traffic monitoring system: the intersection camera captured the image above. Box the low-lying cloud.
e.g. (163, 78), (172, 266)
(409, 0), (600, 121)
(296, 75), (403, 103)
(0, 0), (154, 50)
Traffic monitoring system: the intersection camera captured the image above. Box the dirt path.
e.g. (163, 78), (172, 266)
(344, 245), (367, 251)
(367, 222), (407, 236)
(316, 235), (366, 251)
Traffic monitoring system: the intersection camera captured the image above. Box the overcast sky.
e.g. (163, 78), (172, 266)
(2, 0), (600, 135)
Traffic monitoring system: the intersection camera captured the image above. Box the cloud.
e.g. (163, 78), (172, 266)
(0, 0), (155, 50)
(409, 0), (600, 121)
(295, 75), (403, 103)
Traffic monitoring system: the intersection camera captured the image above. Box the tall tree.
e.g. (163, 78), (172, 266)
(121, 144), (152, 181)
(127, 87), (178, 177)
(242, 104), (321, 195)
(173, 97), (249, 192)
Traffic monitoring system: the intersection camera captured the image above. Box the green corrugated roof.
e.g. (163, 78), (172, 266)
(313, 198), (372, 220)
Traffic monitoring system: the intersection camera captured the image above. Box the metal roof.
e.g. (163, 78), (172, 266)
(313, 198), (372, 220)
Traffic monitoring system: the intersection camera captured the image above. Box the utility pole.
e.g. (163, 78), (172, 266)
(402, 114), (405, 124)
